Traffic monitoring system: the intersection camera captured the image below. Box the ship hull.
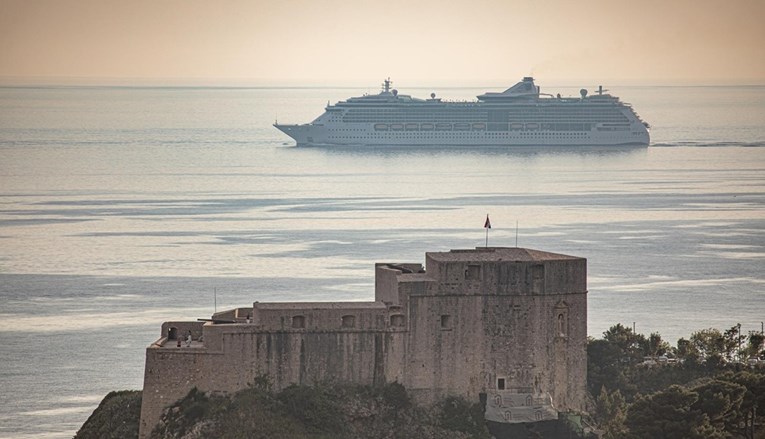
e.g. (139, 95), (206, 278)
(274, 123), (649, 147)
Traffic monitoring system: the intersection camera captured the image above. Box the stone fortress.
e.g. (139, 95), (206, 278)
(138, 246), (588, 438)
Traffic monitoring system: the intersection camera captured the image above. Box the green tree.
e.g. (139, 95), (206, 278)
(675, 337), (701, 365)
(722, 324), (744, 362)
(594, 386), (627, 439)
(691, 379), (746, 434)
(716, 371), (765, 438)
(587, 338), (634, 395)
(625, 385), (721, 439)
(644, 332), (671, 357)
(745, 332), (764, 360)
(690, 328), (727, 366)
(603, 324), (648, 363)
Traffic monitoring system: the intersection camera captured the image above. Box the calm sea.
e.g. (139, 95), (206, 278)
(0, 84), (764, 438)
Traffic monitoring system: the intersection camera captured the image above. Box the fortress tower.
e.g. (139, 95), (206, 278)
(139, 247), (587, 437)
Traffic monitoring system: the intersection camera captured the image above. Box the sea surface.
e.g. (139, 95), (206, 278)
(0, 83), (764, 438)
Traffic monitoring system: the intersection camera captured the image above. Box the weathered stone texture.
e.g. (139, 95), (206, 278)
(139, 247), (588, 438)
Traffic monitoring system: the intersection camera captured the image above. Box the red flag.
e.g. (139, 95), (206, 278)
(484, 215), (491, 229)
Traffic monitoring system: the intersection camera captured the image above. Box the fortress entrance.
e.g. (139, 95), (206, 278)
(168, 327), (177, 340)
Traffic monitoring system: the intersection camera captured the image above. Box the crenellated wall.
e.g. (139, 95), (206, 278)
(139, 247), (587, 438)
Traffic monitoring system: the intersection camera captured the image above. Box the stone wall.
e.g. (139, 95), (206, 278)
(251, 302), (388, 331)
(139, 324), (406, 438)
(139, 247), (588, 438)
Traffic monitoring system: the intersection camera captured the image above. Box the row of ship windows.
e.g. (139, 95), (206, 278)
(333, 105), (624, 109)
(337, 117), (631, 123)
(337, 112), (624, 116)
(329, 124), (605, 132)
(326, 133), (593, 140)
(337, 112), (624, 117)
(327, 129), (596, 135)
(334, 111), (622, 117)
(340, 120), (629, 124)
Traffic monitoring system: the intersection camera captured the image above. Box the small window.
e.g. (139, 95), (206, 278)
(390, 314), (405, 327)
(465, 264), (481, 280)
(292, 315), (305, 329)
(341, 315), (355, 328)
(497, 377), (506, 390)
(441, 314), (452, 329)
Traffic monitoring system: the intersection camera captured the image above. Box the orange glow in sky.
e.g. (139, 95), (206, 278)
(1, 0), (763, 85)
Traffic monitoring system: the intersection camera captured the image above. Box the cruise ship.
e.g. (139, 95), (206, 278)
(274, 77), (649, 147)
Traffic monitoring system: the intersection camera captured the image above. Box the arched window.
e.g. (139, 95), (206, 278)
(554, 301), (569, 337)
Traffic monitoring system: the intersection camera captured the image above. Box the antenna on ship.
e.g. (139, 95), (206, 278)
(382, 77), (392, 93)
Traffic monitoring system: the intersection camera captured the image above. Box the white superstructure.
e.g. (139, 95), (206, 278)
(274, 77), (650, 147)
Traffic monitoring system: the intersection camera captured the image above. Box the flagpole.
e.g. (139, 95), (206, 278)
(484, 214), (491, 247)
(515, 221), (518, 247)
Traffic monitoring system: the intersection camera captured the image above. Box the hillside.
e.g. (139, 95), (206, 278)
(75, 382), (492, 439)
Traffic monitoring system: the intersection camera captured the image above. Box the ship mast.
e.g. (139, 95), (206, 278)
(382, 77), (392, 93)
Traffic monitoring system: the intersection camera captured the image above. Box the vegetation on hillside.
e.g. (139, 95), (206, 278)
(149, 379), (491, 439)
(74, 390), (142, 439)
(589, 323), (765, 439)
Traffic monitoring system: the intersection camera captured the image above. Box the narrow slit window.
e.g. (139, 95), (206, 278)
(441, 314), (452, 329)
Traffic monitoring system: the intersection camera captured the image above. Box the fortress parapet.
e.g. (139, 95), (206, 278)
(139, 247), (587, 438)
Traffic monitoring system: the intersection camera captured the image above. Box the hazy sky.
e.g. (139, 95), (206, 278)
(1, 0), (764, 85)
